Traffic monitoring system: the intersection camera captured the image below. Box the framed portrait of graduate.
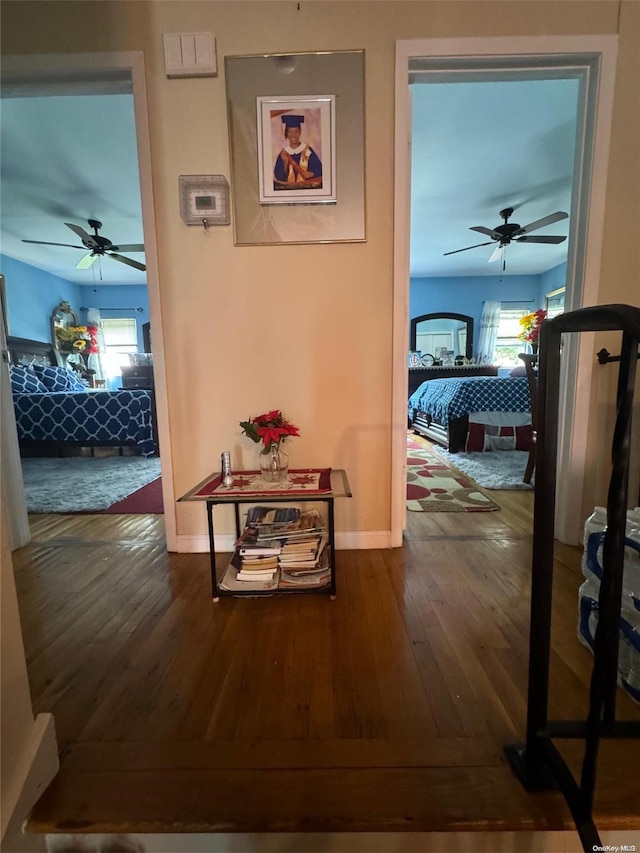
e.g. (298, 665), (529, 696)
(256, 95), (336, 204)
(226, 50), (365, 246)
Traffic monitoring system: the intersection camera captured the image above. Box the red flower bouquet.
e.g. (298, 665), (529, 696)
(240, 410), (300, 452)
(86, 324), (99, 354)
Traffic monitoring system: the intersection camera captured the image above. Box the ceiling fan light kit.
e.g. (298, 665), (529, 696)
(444, 206), (568, 265)
(21, 219), (146, 272)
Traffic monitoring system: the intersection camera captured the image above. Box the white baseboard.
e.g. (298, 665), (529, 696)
(337, 530), (392, 549)
(174, 530), (393, 553)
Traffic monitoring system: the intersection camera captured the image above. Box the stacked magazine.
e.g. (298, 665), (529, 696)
(220, 506), (331, 592)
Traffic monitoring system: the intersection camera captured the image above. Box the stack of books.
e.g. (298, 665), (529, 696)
(224, 506), (331, 590)
(278, 532), (330, 587)
(235, 554), (279, 583)
(278, 533), (331, 587)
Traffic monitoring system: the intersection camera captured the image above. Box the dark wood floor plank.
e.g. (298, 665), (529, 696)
(182, 599), (264, 741)
(59, 737), (505, 771)
(233, 599), (303, 742)
(353, 550), (439, 738)
(31, 764), (640, 835)
(328, 557), (389, 739)
(387, 549), (468, 737)
(307, 591), (336, 738)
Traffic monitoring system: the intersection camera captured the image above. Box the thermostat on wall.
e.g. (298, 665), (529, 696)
(179, 175), (230, 226)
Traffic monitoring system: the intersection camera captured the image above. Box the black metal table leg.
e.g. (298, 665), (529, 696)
(327, 497), (336, 598)
(206, 500), (220, 602)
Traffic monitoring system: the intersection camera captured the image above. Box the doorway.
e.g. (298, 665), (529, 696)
(1, 52), (176, 549)
(393, 36), (619, 547)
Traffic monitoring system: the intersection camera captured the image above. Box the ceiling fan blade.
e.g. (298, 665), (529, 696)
(516, 235), (567, 244)
(21, 239), (85, 249)
(112, 243), (145, 253)
(65, 222), (98, 247)
(513, 211), (568, 236)
(443, 240), (494, 257)
(76, 253), (98, 269)
(469, 226), (501, 239)
(108, 252), (146, 272)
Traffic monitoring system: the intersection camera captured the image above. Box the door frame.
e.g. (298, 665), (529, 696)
(1, 51), (177, 550)
(392, 36), (618, 547)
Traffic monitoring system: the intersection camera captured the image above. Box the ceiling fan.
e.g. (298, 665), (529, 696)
(443, 207), (568, 264)
(22, 219), (146, 272)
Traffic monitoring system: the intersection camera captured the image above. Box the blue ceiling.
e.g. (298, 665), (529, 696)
(0, 94), (145, 286)
(410, 77), (580, 278)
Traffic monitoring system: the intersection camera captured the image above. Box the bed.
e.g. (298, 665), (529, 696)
(408, 375), (532, 453)
(8, 335), (158, 457)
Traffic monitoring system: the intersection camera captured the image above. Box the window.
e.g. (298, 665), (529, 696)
(545, 287), (566, 318)
(494, 307), (528, 367)
(100, 318), (137, 378)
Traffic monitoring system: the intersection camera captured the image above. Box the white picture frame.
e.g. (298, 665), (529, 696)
(256, 95), (336, 204)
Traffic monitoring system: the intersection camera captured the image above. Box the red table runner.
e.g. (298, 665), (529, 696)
(191, 468), (332, 499)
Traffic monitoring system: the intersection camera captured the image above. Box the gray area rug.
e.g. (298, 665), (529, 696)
(21, 456), (162, 513)
(432, 447), (534, 490)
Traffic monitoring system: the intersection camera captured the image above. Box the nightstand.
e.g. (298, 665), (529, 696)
(121, 365), (154, 390)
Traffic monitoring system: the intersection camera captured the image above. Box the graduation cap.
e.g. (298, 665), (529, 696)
(282, 114), (304, 134)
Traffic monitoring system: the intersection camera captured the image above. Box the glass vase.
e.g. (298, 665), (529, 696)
(259, 444), (289, 483)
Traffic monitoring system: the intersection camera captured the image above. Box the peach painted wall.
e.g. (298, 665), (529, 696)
(2, 1), (638, 544)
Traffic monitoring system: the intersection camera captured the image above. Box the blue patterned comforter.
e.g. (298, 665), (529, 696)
(13, 389), (157, 457)
(408, 376), (530, 424)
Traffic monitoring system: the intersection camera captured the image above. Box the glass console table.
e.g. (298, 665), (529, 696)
(178, 468), (352, 601)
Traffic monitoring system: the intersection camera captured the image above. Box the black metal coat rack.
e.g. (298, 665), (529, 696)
(505, 304), (640, 852)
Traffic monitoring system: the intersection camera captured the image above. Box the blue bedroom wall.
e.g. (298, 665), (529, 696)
(0, 253), (149, 353)
(410, 274), (541, 354)
(79, 285), (149, 353)
(1, 254), (81, 341)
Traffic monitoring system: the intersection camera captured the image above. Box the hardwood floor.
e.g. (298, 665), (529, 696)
(12, 454), (640, 835)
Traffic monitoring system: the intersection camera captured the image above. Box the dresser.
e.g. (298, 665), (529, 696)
(408, 365), (499, 398)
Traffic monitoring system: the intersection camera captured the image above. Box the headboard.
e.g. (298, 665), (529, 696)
(7, 336), (57, 367)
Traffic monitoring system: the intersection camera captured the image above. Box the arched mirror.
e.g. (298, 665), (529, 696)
(409, 312), (473, 363)
(51, 301), (80, 367)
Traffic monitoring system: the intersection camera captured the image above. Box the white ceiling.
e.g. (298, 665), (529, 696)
(0, 93), (145, 286)
(0, 78), (578, 286)
(409, 77), (579, 277)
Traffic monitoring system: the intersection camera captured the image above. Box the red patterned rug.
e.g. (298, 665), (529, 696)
(407, 436), (500, 513)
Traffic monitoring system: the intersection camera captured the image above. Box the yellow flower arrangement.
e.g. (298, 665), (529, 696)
(56, 325), (90, 352)
(518, 308), (547, 344)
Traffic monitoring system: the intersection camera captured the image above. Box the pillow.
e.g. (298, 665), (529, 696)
(509, 365), (527, 377)
(10, 365), (48, 395)
(466, 422), (533, 452)
(67, 370), (88, 392)
(33, 364), (87, 392)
